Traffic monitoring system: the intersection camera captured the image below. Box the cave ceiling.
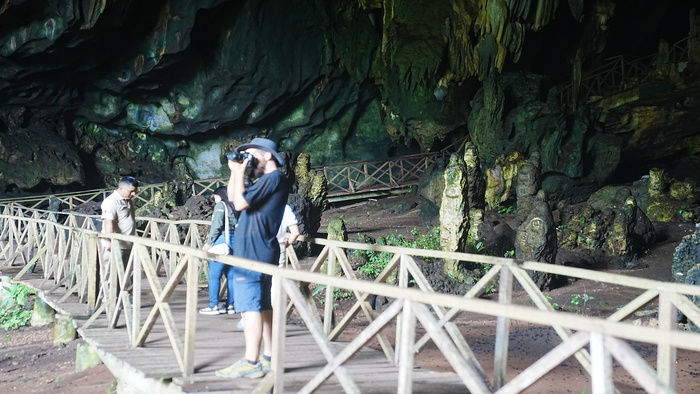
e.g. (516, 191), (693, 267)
(0, 0), (698, 200)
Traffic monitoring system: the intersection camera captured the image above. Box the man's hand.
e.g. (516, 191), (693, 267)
(227, 158), (248, 177)
(228, 158), (251, 211)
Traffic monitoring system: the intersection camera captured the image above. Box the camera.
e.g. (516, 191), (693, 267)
(226, 151), (257, 167)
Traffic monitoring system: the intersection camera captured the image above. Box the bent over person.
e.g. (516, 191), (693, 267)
(216, 137), (288, 379)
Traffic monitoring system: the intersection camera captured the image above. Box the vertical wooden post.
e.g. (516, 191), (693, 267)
(323, 247), (337, 335)
(131, 244), (142, 345)
(493, 266), (513, 389)
(87, 233), (98, 311)
(184, 256), (197, 377)
(395, 255), (410, 365)
(271, 275), (289, 393)
(590, 332), (614, 393)
(397, 299), (415, 394)
(657, 291), (677, 387)
(107, 239), (120, 327)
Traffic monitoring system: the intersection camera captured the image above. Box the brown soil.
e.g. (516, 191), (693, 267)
(2, 193), (700, 393)
(0, 325), (115, 393)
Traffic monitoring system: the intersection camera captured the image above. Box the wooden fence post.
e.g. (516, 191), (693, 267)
(87, 233), (99, 311)
(493, 265), (513, 389)
(184, 255), (197, 377)
(590, 332), (614, 393)
(324, 247), (337, 334)
(397, 299), (415, 394)
(657, 291), (677, 387)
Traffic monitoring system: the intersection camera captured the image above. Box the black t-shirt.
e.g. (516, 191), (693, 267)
(234, 170), (288, 265)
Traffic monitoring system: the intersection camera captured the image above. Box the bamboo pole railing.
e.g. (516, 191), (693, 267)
(1, 205), (699, 393)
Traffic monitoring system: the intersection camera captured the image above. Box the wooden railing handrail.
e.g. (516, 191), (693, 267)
(1, 204), (697, 392)
(560, 36), (690, 109)
(0, 151), (451, 210)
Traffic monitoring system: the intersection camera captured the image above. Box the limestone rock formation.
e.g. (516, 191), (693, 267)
(559, 186), (656, 269)
(0, 0), (698, 207)
(672, 224), (700, 284)
(643, 168), (698, 223)
(439, 153), (468, 256)
(515, 152), (542, 224)
(485, 151), (527, 209)
(515, 190), (558, 291)
(464, 141), (485, 242)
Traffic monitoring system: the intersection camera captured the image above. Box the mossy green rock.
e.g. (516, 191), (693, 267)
(52, 314), (76, 346)
(646, 200), (678, 222)
(323, 219), (346, 275)
(327, 219), (347, 242)
(669, 181), (695, 201)
(485, 152), (527, 209)
(75, 342), (103, 372)
(672, 225), (700, 283)
(30, 298), (55, 327)
(440, 154), (468, 253)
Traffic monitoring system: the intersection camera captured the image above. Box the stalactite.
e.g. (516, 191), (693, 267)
(81, 0), (107, 30)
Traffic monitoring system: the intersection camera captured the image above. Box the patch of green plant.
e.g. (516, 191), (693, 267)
(546, 296), (559, 309)
(570, 293), (594, 312)
(311, 284), (352, 305)
(484, 280), (498, 294)
(465, 233), (484, 252)
(354, 228), (441, 280)
(106, 380), (119, 393)
(0, 284), (34, 331)
(497, 205), (516, 214)
(503, 249), (515, 258)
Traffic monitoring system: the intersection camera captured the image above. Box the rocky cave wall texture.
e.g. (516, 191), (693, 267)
(0, 0), (699, 201)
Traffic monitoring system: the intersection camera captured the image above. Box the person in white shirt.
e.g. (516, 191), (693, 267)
(276, 204), (300, 267)
(100, 176), (138, 291)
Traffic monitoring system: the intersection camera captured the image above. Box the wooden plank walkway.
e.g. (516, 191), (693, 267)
(16, 273), (467, 393)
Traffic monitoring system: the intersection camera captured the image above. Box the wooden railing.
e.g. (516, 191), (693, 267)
(0, 151), (449, 210)
(2, 204), (700, 392)
(315, 152), (447, 197)
(560, 37), (689, 109)
(0, 179), (229, 210)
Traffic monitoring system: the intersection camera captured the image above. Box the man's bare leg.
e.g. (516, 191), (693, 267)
(243, 311), (263, 362)
(262, 309), (273, 357)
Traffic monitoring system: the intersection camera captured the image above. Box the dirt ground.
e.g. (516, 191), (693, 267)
(2, 193), (700, 393)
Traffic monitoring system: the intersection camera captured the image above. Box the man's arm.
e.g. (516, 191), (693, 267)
(286, 224), (300, 247)
(103, 219), (115, 233)
(102, 218), (115, 251)
(227, 159), (250, 211)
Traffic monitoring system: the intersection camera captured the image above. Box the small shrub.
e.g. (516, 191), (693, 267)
(0, 284), (34, 331)
(354, 228), (441, 280)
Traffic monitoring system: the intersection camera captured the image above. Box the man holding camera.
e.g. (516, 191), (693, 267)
(216, 137), (288, 379)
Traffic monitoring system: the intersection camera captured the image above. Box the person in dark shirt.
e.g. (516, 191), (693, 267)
(216, 138), (288, 379)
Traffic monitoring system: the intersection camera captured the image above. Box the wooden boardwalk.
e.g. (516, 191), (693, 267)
(17, 273), (466, 394)
(5, 204), (700, 393)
